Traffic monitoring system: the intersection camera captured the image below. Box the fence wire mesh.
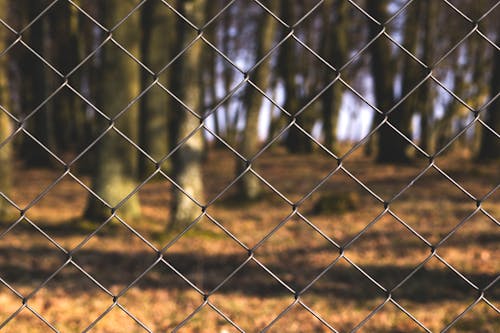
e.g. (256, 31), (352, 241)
(0, 0), (499, 332)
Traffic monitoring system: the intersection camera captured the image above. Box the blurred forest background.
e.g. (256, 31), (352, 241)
(0, 1), (499, 332)
(0, 0), (498, 226)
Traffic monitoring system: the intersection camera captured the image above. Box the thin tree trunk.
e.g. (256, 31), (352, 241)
(74, 0), (101, 174)
(469, 25), (490, 154)
(418, 0), (437, 153)
(69, 4), (86, 152)
(204, 0), (221, 143)
(138, 0), (155, 177)
(236, 0), (278, 199)
(368, 0), (406, 163)
(321, 0), (348, 152)
(389, 0), (422, 158)
(280, 2), (309, 154)
(436, 71), (466, 151)
(222, 9), (236, 146)
(169, 0), (206, 229)
(20, 1), (54, 167)
(47, 1), (82, 154)
(434, 9), (490, 156)
(478, 37), (500, 160)
(0, 0), (12, 218)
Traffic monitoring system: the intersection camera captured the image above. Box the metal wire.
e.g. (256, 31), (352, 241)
(0, 0), (498, 332)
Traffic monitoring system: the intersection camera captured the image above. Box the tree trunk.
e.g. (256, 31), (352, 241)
(84, 0), (141, 221)
(478, 37), (500, 160)
(321, 0), (348, 152)
(138, 0), (170, 178)
(418, 0), (437, 153)
(73, 0), (103, 174)
(0, 0), (12, 218)
(168, 0), (206, 230)
(467, 10), (492, 155)
(236, 0), (278, 199)
(280, 2), (309, 154)
(46, 1), (83, 154)
(221, 9), (239, 146)
(436, 72), (466, 151)
(204, 0), (221, 143)
(389, 0), (422, 159)
(19, 1), (54, 167)
(437, 18), (490, 156)
(368, 0), (403, 163)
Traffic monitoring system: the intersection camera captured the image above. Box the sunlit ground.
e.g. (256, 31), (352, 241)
(0, 146), (498, 332)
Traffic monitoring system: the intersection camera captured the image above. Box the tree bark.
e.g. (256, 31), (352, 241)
(138, 0), (170, 178)
(0, 0), (12, 218)
(236, 0), (278, 199)
(478, 37), (500, 160)
(418, 0), (437, 153)
(368, 0), (405, 163)
(436, 71), (466, 151)
(47, 1), (83, 154)
(321, 0), (348, 152)
(84, 0), (141, 221)
(19, 1), (55, 167)
(280, 2), (310, 154)
(390, 0), (423, 158)
(204, 0), (221, 142)
(168, 0), (206, 229)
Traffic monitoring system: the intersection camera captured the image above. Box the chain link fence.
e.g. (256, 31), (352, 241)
(0, 0), (498, 332)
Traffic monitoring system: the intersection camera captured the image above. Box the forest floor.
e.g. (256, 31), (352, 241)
(0, 146), (498, 332)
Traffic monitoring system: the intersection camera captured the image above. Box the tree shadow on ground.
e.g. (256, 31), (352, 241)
(0, 244), (497, 304)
